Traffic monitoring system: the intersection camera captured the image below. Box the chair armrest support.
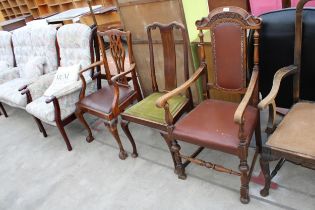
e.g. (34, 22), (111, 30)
(110, 63), (136, 117)
(234, 69), (259, 125)
(258, 65), (298, 110)
(79, 60), (103, 99)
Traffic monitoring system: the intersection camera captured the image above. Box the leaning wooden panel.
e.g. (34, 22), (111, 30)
(117, 0), (184, 41)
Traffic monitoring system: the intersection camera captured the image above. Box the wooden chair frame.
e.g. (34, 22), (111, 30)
(75, 29), (142, 159)
(156, 8), (262, 203)
(120, 22), (194, 169)
(258, 0), (315, 197)
(20, 24), (100, 151)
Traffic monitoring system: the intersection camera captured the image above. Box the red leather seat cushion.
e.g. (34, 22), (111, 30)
(173, 99), (258, 155)
(78, 85), (134, 114)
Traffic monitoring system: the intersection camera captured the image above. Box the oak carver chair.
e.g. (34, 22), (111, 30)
(23, 23), (100, 151)
(258, 0), (315, 197)
(120, 22), (194, 168)
(155, 8), (262, 204)
(75, 29), (142, 160)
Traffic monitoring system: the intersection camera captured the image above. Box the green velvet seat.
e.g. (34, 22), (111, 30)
(123, 92), (188, 125)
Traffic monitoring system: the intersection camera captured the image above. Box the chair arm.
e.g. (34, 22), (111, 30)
(234, 69), (259, 125)
(79, 60), (103, 99)
(111, 63), (136, 84)
(110, 63), (136, 117)
(156, 63), (206, 109)
(79, 60), (103, 77)
(258, 65), (297, 110)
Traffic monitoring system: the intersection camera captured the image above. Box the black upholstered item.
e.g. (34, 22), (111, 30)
(249, 8), (315, 108)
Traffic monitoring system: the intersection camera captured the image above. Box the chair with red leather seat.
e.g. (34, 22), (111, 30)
(156, 7), (262, 203)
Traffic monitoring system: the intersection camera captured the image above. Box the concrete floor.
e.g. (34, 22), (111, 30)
(0, 105), (314, 210)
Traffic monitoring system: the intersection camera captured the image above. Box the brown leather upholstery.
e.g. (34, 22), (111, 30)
(213, 22), (244, 90)
(77, 85), (134, 114)
(267, 102), (315, 157)
(173, 100), (258, 155)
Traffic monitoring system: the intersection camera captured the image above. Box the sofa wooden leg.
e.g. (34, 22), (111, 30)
(121, 120), (138, 158)
(56, 120), (72, 151)
(171, 140), (187, 180)
(76, 110), (94, 143)
(33, 117), (47, 137)
(0, 102), (8, 118)
(105, 120), (127, 160)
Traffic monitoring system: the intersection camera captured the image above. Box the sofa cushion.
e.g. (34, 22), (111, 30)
(19, 57), (45, 79)
(0, 78), (31, 108)
(44, 64), (81, 97)
(0, 31), (14, 68)
(57, 23), (92, 78)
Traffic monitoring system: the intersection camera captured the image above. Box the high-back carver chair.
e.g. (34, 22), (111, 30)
(259, 0), (315, 198)
(120, 22), (194, 168)
(0, 31), (15, 117)
(76, 29), (142, 160)
(156, 7), (262, 204)
(23, 23), (99, 151)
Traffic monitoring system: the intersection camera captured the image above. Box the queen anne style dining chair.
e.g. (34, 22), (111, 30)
(155, 7), (262, 204)
(259, 0), (315, 197)
(119, 22), (194, 167)
(23, 23), (99, 151)
(75, 29), (142, 160)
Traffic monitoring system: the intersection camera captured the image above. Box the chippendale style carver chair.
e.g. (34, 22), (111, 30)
(76, 29), (142, 160)
(156, 8), (262, 204)
(120, 22), (194, 168)
(259, 0), (315, 197)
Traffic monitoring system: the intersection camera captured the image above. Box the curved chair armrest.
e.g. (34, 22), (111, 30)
(258, 65), (297, 110)
(234, 69), (259, 125)
(111, 63), (136, 84)
(156, 63), (207, 109)
(110, 63), (136, 117)
(79, 60), (103, 99)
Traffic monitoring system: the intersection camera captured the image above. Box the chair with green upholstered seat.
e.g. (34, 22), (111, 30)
(120, 22), (195, 169)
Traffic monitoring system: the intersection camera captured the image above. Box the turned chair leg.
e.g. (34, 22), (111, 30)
(259, 156), (271, 197)
(0, 102), (8, 118)
(75, 110), (94, 143)
(105, 120), (128, 160)
(239, 158), (250, 204)
(56, 120), (72, 151)
(171, 139), (187, 180)
(120, 119), (138, 158)
(160, 133), (177, 174)
(255, 115), (263, 153)
(33, 117), (47, 137)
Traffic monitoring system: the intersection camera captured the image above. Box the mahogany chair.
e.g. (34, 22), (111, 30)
(120, 22), (194, 168)
(156, 8), (262, 203)
(75, 29), (142, 160)
(258, 0), (315, 197)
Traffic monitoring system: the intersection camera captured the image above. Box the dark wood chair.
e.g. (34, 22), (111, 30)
(120, 22), (194, 168)
(156, 8), (262, 204)
(258, 0), (315, 198)
(75, 29), (142, 160)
